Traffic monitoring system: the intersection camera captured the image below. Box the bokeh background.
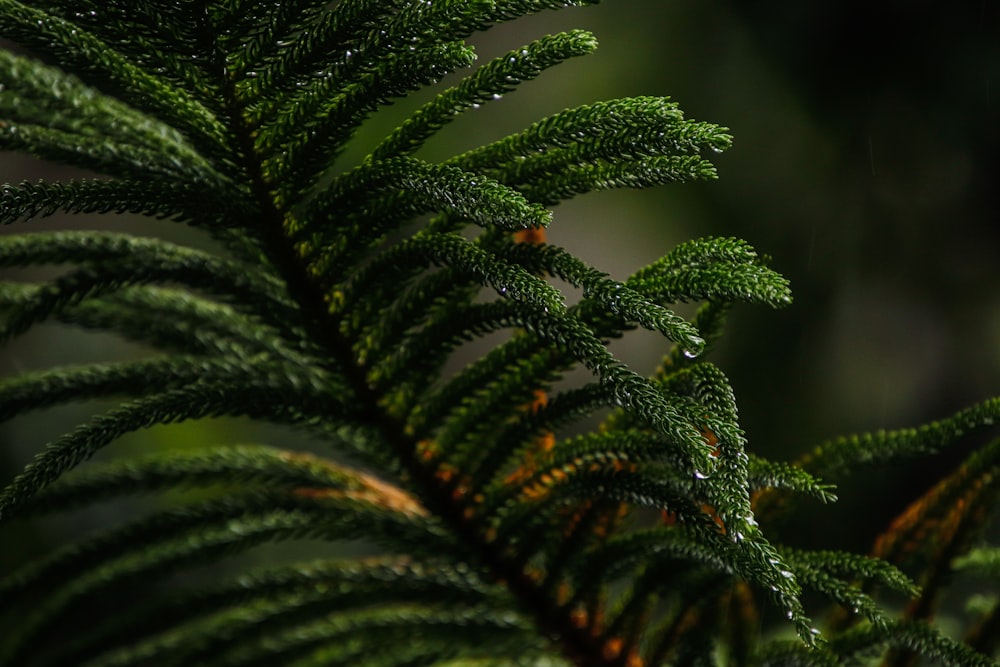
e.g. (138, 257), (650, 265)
(2, 1), (998, 565)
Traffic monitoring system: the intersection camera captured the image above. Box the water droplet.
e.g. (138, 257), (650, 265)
(681, 334), (706, 359)
(471, 103), (481, 109)
(693, 470), (708, 480)
(492, 93), (502, 100)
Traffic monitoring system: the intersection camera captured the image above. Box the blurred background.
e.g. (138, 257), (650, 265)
(2, 0), (998, 562)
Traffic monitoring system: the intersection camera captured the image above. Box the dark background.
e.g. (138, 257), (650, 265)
(2, 1), (999, 559)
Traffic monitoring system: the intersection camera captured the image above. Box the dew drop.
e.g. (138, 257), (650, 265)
(682, 335), (706, 359)
(693, 470), (708, 480)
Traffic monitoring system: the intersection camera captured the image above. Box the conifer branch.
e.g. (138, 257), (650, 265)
(1, 2), (997, 666)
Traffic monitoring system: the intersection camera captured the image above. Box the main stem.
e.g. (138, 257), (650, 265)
(215, 67), (626, 667)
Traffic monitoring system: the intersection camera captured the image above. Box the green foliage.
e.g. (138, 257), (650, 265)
(1, 1), (998, 666)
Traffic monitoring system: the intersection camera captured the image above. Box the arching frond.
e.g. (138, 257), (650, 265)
(800, 397), (1000, 479)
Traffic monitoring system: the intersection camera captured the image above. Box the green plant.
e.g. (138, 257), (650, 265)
(1, 1), (998, 665)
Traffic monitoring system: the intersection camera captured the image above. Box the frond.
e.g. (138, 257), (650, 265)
(799, 397), (1000, 479)
(451, 96), (730, 174)
(260, 41), (479, 199)
(628, 236), (793, 308)
(776, 547), (918, 629)
(872, 435), (1000, 572)
(0, 5), (228, 159)
(1, 178), (247, 227)
(0, 232), (298, 341)
(496, 240), (706, 353)
(0, 284), (309, 363)
(71, 556), (516, 667)
(0, 494), (460, 666)
(371, 30), (599, 162)
(828, 620), (996, 667)
(2, 1), (995, 666)
(747, 457), (838, 505)
(298, 161), (552, 286)
(0, 356), (338, 424)
(14, 445), (372, 516)
(0, 380), (350, 520)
